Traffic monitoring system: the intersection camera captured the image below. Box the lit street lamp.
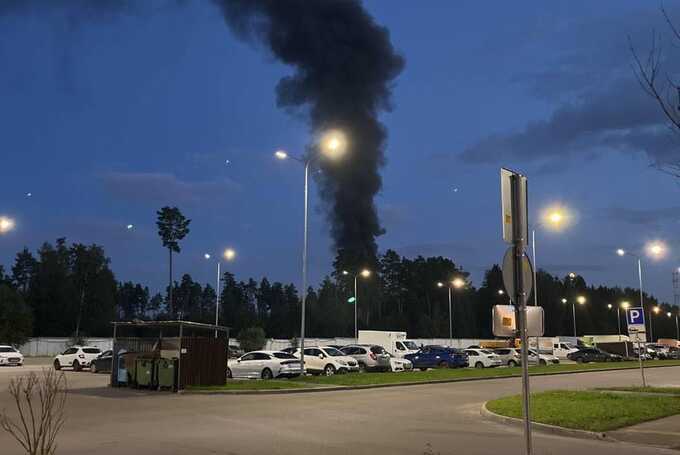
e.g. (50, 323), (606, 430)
(650, 306), (661, 342)
(437, 277), (466, 348)
(0, 216), (16, 234)
(276, 130), (347, 372)
(669, 311), (680, 341)
(204, 248), (237, 337)
(344, 269), (371, 339)
(563, 296), (586, 337)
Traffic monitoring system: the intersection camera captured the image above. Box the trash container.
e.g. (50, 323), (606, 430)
(135, 358), (155, 388)
(156, 358), (176, 390)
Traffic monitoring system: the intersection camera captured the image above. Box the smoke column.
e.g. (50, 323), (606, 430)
(214, 0), (404, 266)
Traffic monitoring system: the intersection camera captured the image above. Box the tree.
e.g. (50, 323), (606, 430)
(0, 284), (32, 346)
(156, 207), (191, 316)
(237, 327), (266, 352)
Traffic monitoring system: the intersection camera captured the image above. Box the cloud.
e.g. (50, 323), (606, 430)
(101, 172), (242, 206)
(606, 206), (680, 226)
(460, 6), (680, 169)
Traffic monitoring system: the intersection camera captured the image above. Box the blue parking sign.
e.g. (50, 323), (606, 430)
(627, 307), (645, 325)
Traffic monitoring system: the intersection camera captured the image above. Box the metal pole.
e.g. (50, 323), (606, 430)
(532, 229), (539, 353)
(215, 262), (220, 338)
(637, 258), (646, 387)
(511, 174), (532, 455)
(300, 161), (309, 374)
(649, 311), (654, 343)
(178, 322), (183, 392)
(676, 314), (679, 341)
(572, 302), (577, 337)
(617, 306), (621, 341)
(354, 274), (358, 340)
(448, 286), (453, 347)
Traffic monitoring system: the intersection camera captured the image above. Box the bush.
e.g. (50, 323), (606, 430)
(237, 327), (266, 353)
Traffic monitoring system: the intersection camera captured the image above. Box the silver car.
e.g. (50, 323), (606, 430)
(340, 344), (391, 372)
(493, 348), (521, 367)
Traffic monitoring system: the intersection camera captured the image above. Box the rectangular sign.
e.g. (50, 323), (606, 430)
(492, 305), (544, 338)
(500, 168), (528, 246)
(626, 307), (646, 334)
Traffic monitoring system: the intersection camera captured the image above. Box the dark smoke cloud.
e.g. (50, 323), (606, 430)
(213, 0), (404, 266)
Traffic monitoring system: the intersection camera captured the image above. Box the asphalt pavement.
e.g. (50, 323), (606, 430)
(0, 361), (679, 455)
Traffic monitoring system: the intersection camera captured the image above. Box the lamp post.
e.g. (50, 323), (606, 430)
(563, 296), (586, 337)
(669, 311), (680, 341)
(620, 301), (630, 357)
(437, 277), (466, 348)
(204, 248), (236, 337)
(344, 269), (371, 339)
(650, 306), (661, 342)
(275, 130), (347, 372)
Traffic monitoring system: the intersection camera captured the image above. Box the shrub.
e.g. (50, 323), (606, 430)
(237, 327), (266, 353)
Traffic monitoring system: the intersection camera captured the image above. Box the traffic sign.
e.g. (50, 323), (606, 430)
(501, 168), (528, 247)
(501, 247), (534, 305)
(626, 307), (646, 334)
(492, 305), (544, 337)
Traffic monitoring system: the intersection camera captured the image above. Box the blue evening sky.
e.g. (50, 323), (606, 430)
(1, 1), (679, 305)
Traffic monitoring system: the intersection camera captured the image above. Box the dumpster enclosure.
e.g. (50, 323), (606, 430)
(110, 320), (230, 392)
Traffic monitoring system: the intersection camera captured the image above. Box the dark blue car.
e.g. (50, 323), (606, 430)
(404, 345), (469, 370)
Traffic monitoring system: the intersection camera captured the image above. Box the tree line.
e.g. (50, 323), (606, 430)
(1, 238), (679, 346)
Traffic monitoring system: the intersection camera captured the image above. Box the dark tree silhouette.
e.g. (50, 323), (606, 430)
(156, 207), (191, 316)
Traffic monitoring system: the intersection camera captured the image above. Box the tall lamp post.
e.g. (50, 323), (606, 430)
(204, 248), (236, 337)
(437, 277), (466, 348)
(650, 306), (661, 342)
(275, 130), (347, 372)
(343, 269), (371, 339)
(669, 311), (680, 341)
(616, 242), (667, 343)
(563, 296), (586, 337)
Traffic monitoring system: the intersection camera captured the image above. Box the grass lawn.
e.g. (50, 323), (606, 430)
(597, 386), (680, 395)
(188, 379), (317, 391)
(293, 360), (680, 387)
(486, 390), (680, 432)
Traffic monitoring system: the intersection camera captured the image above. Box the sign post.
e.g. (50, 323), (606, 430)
(626, 307), (647, 387)
(500, 168), (533, 455)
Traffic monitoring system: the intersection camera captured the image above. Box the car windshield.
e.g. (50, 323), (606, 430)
(272, 353), (297, 359)
(481, 349), (494, 355)
(82, 348), (101, 354)
(0, 347), (17, 353)
(403, 341), (418, 350)
(323, 347), (344, 357)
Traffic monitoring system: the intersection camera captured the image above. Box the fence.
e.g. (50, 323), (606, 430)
(18, 338), (113, 357)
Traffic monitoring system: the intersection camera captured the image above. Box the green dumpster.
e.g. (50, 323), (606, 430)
(135, 358), (155, 388)
(156, 358), (176, 389)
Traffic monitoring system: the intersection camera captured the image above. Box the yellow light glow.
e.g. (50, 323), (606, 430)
(540, 204), (571, 231)
(646, 241), (667, 259)
(437, 282), (444, 288)
(0, 216), (15, 234)
(320, 130), (347, 158)
(568, 272), (576, 279)
(607, 303), (612, 309)
(561, 298), (567, 304)
(653, 306), (661, 314)
(668, 312), (673, 318)
(274, 150), (288, 160)
(223, 248), (236, 261)
(452, 278), (465, 289)
(498, 289), (504, 295)
(577, 296), (586, 305)
(621, 301), (630, 309)
(360, 269), (371, 278)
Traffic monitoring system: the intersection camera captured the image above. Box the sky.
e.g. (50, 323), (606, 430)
(1, 0), (680, 306)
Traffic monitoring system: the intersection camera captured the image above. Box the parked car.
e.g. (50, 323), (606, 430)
(567, 347), (622, 363)
(0, 345), (24, 366)
(340, 344), (391, 372)
(387, 353), (413, 372)
(291, 346), (358, 375)
(465, 349), (503, 368)
(494, 348), (521, 367)
(646, 344), (671, 359)
(552, 342), (579, 359)
(668, 347), (680, 360)
(528, 349), (560, 365)
(53, 346), (102, 371)
(404, 345), (468, 370)
(227, 351), (302, 379)
(90, 350), (113, 373)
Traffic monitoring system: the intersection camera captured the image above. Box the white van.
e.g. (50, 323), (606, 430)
(553, 342), (578, 359)
(357, 330), (419, 358)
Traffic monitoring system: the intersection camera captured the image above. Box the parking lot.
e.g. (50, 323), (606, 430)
(1, 360), (679, 455)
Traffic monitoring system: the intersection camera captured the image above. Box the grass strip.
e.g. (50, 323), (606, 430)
(188, 379), (315, 391)
(596, 386), (680, 395)
(486, 390), (680, 432)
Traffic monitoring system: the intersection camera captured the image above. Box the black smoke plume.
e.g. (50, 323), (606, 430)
(214, 0), (404, 267)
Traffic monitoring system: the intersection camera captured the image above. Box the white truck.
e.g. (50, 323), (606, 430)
(357, 330), (419, 358)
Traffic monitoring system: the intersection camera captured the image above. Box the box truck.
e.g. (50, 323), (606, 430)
(357, 330), (419, 358)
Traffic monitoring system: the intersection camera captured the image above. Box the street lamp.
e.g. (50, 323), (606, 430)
(566, 296), (587, 337)
(344, 269), (371, 339)
(275, 130), (347, 372)
(437, 277), (466, 348)
(616, 243), (668, 342)
(0, 216), (15, 234)
(204, 247), (237, 337)
(669, 311), (680, 341)
(649, 306), (661, 342)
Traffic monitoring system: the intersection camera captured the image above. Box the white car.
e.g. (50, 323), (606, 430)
(292, 346), (358, 375)
(227, 351), (302, 379)
(0, 346), (24, 366)
(465, 349), (503, 368)
(552, 342), (578, 359)
(388, 354), (413, 372)
(53, 346), (102, 371)
(528, 349), (560, 365)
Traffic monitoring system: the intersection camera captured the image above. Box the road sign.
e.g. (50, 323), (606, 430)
(492, 305), (544, 337)
(626, 307), (646, 334)
(501, 247), (534, 305)
(501, 168), (528, 247)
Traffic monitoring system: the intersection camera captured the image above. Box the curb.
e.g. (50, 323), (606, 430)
(480, 401), (614, 442)
(183, 363), (680, 395)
